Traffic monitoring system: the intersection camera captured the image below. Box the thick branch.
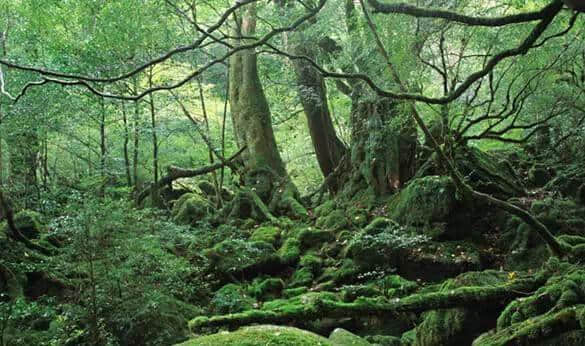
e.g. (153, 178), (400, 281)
(136, 146), (246, 204)
(367, 0), (563, 27)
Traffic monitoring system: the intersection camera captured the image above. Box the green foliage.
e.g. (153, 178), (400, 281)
(211, 284), (256, 315)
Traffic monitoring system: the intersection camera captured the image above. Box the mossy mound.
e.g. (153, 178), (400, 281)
(172, 193), (212, 225)
(415, 270), (508, 346)
(454, 146), (525, 198)
(117, 293), (202, 346)
(250, 226), (281, 245)
(176, 325), (334, 346)
(387, 176), (456, 227)
(1, 210), (46, 239)
(249, 278), (285, 301)
(329, 328), (372, 345)
(204, 239), (281, 278)
(211, 284), (256, 314)
(277, 238), (302, 265)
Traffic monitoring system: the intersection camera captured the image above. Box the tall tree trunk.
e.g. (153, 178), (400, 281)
(229, 3), (305, 217)
(290, 41), (347, 192)
(147, 69), (159, 185)
(121, 102), (132, 187)
(342, 0), (417, 197)
(99, 96), (107, 196)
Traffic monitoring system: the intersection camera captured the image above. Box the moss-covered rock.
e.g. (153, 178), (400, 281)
(277, 238), (301, 265)
(377, 275), (419, 298)
(118, 293), (201, 346)
(3, 210), (46, 239)
(365, 335), (401, 346)
(316, 209), (349, 230)
(177, 325), (334, 346)
(299, 252), (323, 275)
(298, 227), (335, 249)
(250, 226), (281, 245)
(205, 240), (280, 278)
(283, 287), (308, 298)
(345, 220), (429, 272)
(249, 278), (284, 301)
(328, 328), (371, 345)
(414, 270), (508, 346)
(454, 146), (525, 198)
(172, 193), (212, 225)
(211, 284), (256, 314)
(289, 267), (314, 288)
(387, 176), (456, 227)
(398, 241), (482, 282)
(318, 259), (361, 285)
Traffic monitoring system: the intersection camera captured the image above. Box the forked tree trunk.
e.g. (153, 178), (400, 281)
(229, 3), (305, 217)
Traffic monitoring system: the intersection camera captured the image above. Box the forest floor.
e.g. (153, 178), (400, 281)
(2, 146), (585, 346)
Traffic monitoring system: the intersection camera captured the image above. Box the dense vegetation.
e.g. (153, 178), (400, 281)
(1, 0), (585, 345)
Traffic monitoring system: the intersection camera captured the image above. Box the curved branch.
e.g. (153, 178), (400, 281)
(136, 146), (246, 204)
(367, 0), (564, 27)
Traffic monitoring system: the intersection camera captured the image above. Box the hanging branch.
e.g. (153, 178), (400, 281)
(359, 0), (568, 257)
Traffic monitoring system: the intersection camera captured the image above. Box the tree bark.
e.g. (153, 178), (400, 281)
(291, 41), (347, 192)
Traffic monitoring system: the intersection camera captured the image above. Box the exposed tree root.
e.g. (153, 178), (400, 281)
(0, 189), (54, 256)
(190, 276), (545, 332)
(473, 305), (585, 345)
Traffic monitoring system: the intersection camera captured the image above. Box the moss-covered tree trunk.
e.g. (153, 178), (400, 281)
(291, 41), (347, 193)
(229, 3), (306, 217)
(348, 97), (417, 196)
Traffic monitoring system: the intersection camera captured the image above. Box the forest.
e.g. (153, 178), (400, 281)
(1, 0), (585, 345)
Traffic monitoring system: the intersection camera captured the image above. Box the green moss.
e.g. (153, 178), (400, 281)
(299, 252), (323, 275)
(377, 275), (419, 298)
(172, 193), (212, 225)
(277, 238), (301, 265)
(454, 146), (525, 198)
(314, 200), (336, 218)
(283, 287), (309, 298)
(298, 227), (335, 249)
(211, 284), (256, 314)
(289, 267), (314, 288)
(328, 328), (371, 345)
(387, 176), (456, 227)
(178, 325), (334, 346)
(205, 240), (279, 277)
(345, 220), (429, 271)
(475, 306), (585, 346)
(249, 278), (284, 300)
(7, 210), (45, 239)
(316, 209), (349, 230)
(365, 335), (402, 346)
(250, 226), (281, 245)
(414, 270), (509, 346)
(318, 259), (360, 285)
